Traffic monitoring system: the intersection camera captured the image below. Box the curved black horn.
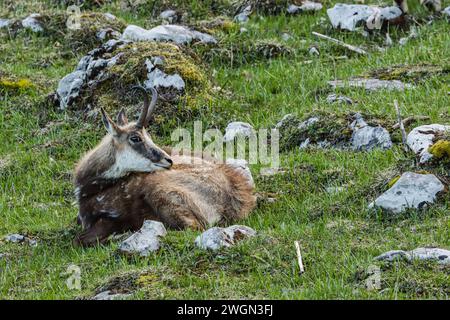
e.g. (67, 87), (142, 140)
(144, 87), (158, 126)
(132, 85), (149, 129)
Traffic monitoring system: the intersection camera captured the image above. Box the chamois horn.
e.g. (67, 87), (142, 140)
(133, 86), (158, 128)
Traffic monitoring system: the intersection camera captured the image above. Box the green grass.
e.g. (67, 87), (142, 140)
(0, 0), (449, 299)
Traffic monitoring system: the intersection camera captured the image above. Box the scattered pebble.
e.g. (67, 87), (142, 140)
(159, 10), (178, 23)
(195, 225), (256, 250)
(4, 234), (37, 246)
(369, 172), (445, 214)
(376, 247), (450, 265)
(308, 46), (320, 56)
(326, 94), (353, 105)
(223, 121), (255, 142)
(287, 1), (323, 14)
(328, 78), (413, 91)
(119, 220), (167, 256)
(92, 290), (132, 300)
(21, 13), (43, 32)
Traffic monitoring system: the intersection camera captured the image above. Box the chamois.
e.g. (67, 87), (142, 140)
(74, 86), (256, 246)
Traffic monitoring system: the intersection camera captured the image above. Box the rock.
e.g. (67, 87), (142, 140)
(406, 124), (450, 163)
(0, 18), (11, 28)
(287, 1), (323, 14)
(326, 94), (353, 105)
(281, 33), (291, 41)
(223, 121), (255, 142)
(376, 247), (450, 265)
(96, 28), (122, 41)
(275, 114), (295, 128)
(144, 58), (185, 91)
(308, 46), (320, 56)
(350, 113), (392, 151)
(5, 234), (25, 243)
(92, 290), (132, 300)
(159, 10), (178, 23)
(4, 234), (37, 246)
(327, 4), (403, 31)
(234, 5), (252, 23)
(118, 220), (167, 256)
(443, 6), (450, 18)
(325, 186), (345, 194)
(368, 172), (445, 214)
(328, 78), (412, 91)
(121, 24), (217, 45)
(21, 13), (43, 32)
(194, 225), (256, 250)
(56, 70), (86, 110)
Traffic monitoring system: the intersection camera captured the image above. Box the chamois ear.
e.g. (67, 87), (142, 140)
(116, 108), (128, 126)
(100, 108), (120, 136)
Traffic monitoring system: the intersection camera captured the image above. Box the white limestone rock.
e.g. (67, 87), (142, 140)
(326, 94), (353, 105)
(143, 58), (185, 91)
(327, 4), (402, 31)
(92, 290), (132, 300)
(287, 1), (323, 14)
(223, 121), (255, 142)
(368, 172), (445, 214)
(195, 225), (256, 250)
(350, 113), (392, 151)
(328, 78), (412, 91)
(119, 220), (167, 256)
(21, 13), (43, 32)
(0, 18), (11, 28)
(159, 10), (178, 23)
(121, 24), (217, 45)
(56, 71), (86, 110)
(406, 124), (450, 164)
(376, 247), (450, 265)
(443, 6), (450, 18)
(234, 5), (252, 23)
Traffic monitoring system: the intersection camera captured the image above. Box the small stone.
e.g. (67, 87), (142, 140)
(159, 10), (178, 23)
(0, 18), (11, 28)
(308, 46), (320, 56)
(443, 6), (450, 18)
(406, 124), (450, 163)
(144, 58), (185, 91)
(119, 220), (167, 256)
(287, 1), (323, 14)
(376, 248), (450, 265)
(21, 13), (43, 32)
(368, 172), (445, 214)
(121, 24), (217, 45)
(5, 234), (25, 243)
(281, 33), (291, 41)
(195, 225), (256, 250)
(92, 290), (132, 300)
(350, 114), (392, 151)
(325, 186), (345, 194)
(223, 122), (255, 142)
(234, 5), (252, 23)
(328, 78), (412, 91)
(375, 250), (410, 262)
(326, 94), (353, 105)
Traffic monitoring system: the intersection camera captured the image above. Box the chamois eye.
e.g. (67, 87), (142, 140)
(130, 135), (142, 143)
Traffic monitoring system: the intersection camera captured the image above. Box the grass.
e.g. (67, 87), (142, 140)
(0, 0), (449, 299)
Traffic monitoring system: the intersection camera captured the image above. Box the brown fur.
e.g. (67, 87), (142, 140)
(74, 132), (256, 246)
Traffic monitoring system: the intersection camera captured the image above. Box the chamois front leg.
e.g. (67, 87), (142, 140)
(146, 190), (207, 230)
(74, 218), (116, 247)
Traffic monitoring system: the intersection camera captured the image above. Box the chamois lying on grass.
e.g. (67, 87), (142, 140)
(73, 86), (256, 246)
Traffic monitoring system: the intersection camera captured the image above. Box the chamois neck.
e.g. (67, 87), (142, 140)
(75, 135), (117, 187)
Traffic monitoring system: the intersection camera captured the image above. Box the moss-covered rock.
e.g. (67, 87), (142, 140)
(55, 40), (210, 128)
(0, 72), (34, 94)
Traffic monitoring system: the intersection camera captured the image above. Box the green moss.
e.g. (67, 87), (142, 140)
(429, 140), (450, 160)
(0, 77), (33, 91)
(387, 176), (400, 188)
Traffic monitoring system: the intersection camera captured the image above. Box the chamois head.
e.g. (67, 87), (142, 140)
(98, 86), (173, 179)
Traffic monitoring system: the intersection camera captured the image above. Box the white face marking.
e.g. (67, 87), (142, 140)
(103, 144), (164, 179)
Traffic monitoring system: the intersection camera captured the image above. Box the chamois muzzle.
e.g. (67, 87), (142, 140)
(133, 85), (158, 129)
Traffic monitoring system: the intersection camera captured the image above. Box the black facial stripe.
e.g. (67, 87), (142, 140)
(130, 142), (162, 162)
